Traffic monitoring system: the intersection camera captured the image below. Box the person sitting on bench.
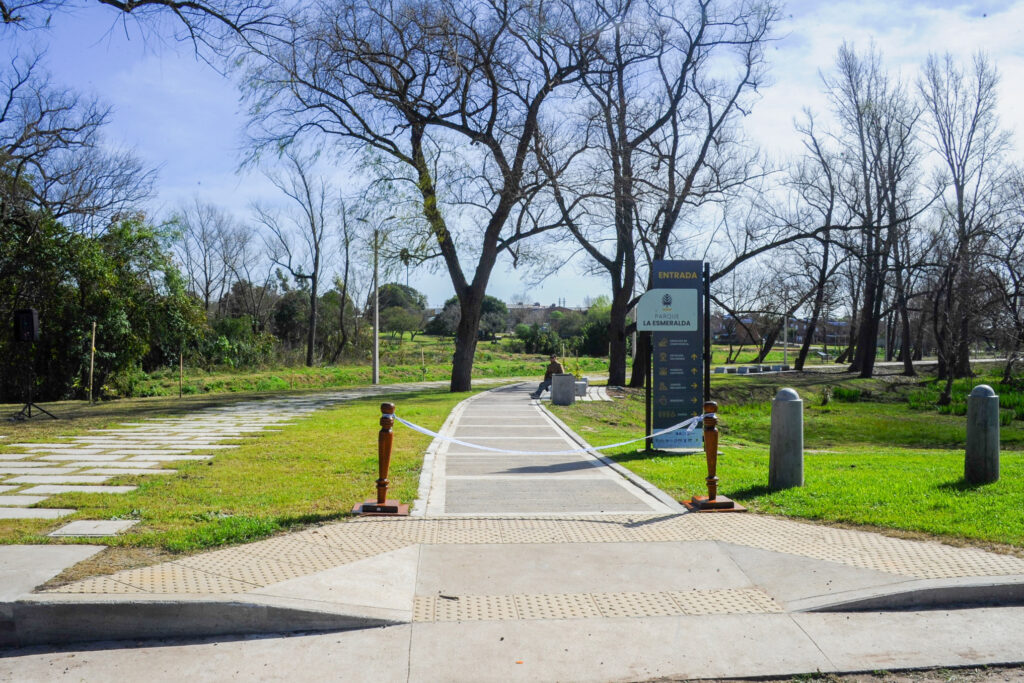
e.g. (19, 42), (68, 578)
(530, 354), (564, 399)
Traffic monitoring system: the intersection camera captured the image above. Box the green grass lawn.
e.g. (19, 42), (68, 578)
(551, 372), (1024, 550)
(0, 388), (470, 554)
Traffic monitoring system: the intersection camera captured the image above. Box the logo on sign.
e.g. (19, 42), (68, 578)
(637, 289), (698, 332)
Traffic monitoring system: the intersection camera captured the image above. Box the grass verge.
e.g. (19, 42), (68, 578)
(0, 388), (470, 556)
(550, 371), (1024, 551)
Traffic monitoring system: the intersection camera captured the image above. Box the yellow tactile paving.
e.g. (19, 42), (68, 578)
(48, 576), (146, 594)
(45, 514), (1024, 596)
(107, 563), (258, 594)
(412, 588), (784, 622)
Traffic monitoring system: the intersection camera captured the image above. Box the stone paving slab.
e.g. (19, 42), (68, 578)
(6, 475), (112, 484)
(40, 454), (125, 461)
(0, 508), (74, 519)
(127, 454), (212, 461)
(0, 466), (79, 474)
(48, 520), (139, 537)
(0, 495), (50, 506)
(84, 468), (175, 476)
(20, 485), (136, 495)
(62, 461), (161, 468)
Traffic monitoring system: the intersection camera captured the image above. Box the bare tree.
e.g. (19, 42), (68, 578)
(243, 0), (608, 391)
(171, 198), (244, 314)
(1, 0), (280, 51)
(785, 112), (845, 371)
(536, 0), (778, 386)
(327, 198), (368, 362)
(253, 150), (334, 367)
(919, 52), (1010, 403)
(0, 51), (153, 234)
(222, 225), (276, 331)
(988, 169), (1024, 380)
(818, 43), (925, 378)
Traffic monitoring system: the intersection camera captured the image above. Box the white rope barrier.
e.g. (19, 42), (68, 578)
(389, 413), (712, 456)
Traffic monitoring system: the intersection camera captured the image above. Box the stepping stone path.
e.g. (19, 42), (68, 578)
(0, 381), (465, 523)
(48, 520), (139, 537)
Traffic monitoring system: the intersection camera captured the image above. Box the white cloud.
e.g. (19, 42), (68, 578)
(747, 0), (1024, 157)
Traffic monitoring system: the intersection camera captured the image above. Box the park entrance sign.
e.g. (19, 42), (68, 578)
(638, 260), (707, 450)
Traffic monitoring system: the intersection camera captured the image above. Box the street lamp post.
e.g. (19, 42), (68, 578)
(372, 226), (380, 385)
(359, 214), (396, 386)
(783, 312), (788, 368)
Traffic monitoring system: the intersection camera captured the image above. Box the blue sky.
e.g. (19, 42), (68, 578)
(8, 1), (1024, 307)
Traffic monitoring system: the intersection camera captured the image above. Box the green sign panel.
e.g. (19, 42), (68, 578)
(650, 260), (703, 450)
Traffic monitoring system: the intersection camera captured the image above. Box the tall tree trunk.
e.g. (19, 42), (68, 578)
(893, 260), (916, 376)
(607, 284), (629, 386)
(629, 331), (649, 388)
(796, 234), (831, 372)
(852, 257), (879, 378)
(306, 274), (318, 367)
(450, 286), (484, 392)
(755, 327), (779, 363)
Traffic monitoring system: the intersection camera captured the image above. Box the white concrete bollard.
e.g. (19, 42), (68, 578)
(965, 384), (1000, 484)
(769, 388), (803, 491)
(550, 374), (576, 406)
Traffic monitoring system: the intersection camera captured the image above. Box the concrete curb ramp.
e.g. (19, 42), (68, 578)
(0, 597), (398, 647)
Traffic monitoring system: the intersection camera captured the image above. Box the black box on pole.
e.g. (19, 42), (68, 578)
(13, 309), (39, 343)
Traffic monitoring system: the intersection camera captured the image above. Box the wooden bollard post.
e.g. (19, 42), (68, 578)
(376, 402), (395, 504)
(703, 401), (719, 500)
(353, 401), (409, 516)
(685, 399), (745, 512)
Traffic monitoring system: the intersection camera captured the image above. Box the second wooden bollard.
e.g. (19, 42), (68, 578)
(685, 401), (744, 512)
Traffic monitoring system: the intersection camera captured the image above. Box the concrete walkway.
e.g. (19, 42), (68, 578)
(2, 383), (1024, 682)
(418, 383), (679, 516)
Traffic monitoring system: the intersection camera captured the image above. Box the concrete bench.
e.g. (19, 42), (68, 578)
(551, 374), (576, 405)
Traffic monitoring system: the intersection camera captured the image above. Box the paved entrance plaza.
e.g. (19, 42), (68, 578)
(1, 383), (1023, 681)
